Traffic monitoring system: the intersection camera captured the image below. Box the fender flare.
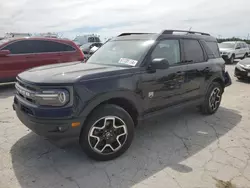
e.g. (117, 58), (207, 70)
(79, 90), (143, 121)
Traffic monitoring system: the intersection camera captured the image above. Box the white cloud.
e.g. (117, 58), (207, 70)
(0, 0), (250, 39)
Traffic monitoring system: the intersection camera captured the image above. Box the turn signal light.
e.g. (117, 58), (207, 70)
(72, 122), (81, 127)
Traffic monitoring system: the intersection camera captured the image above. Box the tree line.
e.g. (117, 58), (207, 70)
(217, 37), (250, 44)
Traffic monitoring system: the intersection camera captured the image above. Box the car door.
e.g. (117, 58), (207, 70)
(140, 39), (188, 113)
(235, 43), (241, 58)
(180, 39), (211, 100)
(0, 40), (40, 80)
(32, 40), (64, 66)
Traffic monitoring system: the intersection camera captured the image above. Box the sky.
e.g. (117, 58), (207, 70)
(0, 0), (249, 40)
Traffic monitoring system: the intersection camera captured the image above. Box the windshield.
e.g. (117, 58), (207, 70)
(219, 42), (235, 49)
(87, 40), (154, 66)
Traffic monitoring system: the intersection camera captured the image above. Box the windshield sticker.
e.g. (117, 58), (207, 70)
(119, 58), (138, 66)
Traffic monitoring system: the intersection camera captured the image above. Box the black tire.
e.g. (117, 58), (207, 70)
(227, 55), (234, 64)
(80, 104), (134, 161)
(200, 82), (223, 115)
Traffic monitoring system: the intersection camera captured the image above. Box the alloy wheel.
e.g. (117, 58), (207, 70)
(209, 87), (221, 111)
(88, 116), (128, 155)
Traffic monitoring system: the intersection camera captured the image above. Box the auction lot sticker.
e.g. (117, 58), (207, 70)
(119, 58), (138, 66)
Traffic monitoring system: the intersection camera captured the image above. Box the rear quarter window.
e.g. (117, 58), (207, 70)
(183, 39), (205, 63)
(206, 41), (220, 58)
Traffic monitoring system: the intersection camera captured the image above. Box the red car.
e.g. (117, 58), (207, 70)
(0, 37), (84, 83)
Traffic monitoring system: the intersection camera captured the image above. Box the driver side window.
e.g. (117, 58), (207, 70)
(151, 40), (180, 65)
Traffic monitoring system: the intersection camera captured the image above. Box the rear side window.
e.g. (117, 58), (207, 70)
(35, 40), (76, 53)
(242, 43), (247, 48)
(206, 41), (220, 58)
(183, 39), (205, 63)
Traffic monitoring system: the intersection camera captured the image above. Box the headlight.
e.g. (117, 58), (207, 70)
(236, 63), (246, 71)
(35, 89), (70, 106)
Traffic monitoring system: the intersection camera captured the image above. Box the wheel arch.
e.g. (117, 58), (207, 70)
(211, 77), (225, 93)
(79, 91), (143, 128)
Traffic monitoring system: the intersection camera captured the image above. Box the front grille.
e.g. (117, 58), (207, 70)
(16, 80), (37, 104)
(17, 80), (37, 91)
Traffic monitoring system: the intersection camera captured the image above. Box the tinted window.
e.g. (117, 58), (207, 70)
(88, 37), (101, 43)
(183, 39), (204, 63)
(2, 40), (75, 54)
(88, 37), (95, 42)
(2, 40), (35, 54)
(151, 40), (180, 65)
(35, 40), (75, 52)
(206, 41), (220, 58)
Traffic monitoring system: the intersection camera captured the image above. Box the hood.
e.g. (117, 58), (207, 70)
(219, 48), (234, 52)
(18, 62), (132, 84)
(238, 58), (250, 66)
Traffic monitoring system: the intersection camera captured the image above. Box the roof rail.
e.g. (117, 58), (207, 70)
(161, 30), (210, 36)
(117, 33), (153, 37)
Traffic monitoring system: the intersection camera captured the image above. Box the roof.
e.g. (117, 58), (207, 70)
(113, 30), (217, 42)
(0, 37), (74, 47)
(1, 37), (71, 44)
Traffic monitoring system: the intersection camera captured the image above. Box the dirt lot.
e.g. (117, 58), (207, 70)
(0, 64), (250, 188)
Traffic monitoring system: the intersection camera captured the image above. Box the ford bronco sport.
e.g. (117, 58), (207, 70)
(13, 30), (231, 161)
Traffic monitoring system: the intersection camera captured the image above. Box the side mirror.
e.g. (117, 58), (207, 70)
(150, 58), (170, 70)
(0, 50), (10, 57)
(236, 46), (241, 49)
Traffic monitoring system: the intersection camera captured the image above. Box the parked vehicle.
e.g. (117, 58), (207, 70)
(235, 58), (250, 80)
(80, 42), (103, 60)
(73, 34), (101, 46)
(248, 44), (250, 56)
(13, 30), (231, 161)
(0, 37), (84, 83)
(219, 41), (249, 64)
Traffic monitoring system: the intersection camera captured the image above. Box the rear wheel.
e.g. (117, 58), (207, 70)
(80, 104), (134, 161)
(200, 82), (223, 115)
(241, 53), (247, 60)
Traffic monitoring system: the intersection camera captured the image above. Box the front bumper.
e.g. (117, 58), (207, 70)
(13, 95), (83, 142)
(235, 67), (250, 78)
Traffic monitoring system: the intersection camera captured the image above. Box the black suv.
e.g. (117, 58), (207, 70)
(13, 30), (231, 161)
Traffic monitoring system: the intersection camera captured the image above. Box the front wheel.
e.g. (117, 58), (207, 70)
(227, 55), (234, 64)
(200, 82), (223, 115)
(80, 104), (134, 161)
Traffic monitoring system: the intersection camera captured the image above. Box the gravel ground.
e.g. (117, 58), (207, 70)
(0, 64), (250, 188)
